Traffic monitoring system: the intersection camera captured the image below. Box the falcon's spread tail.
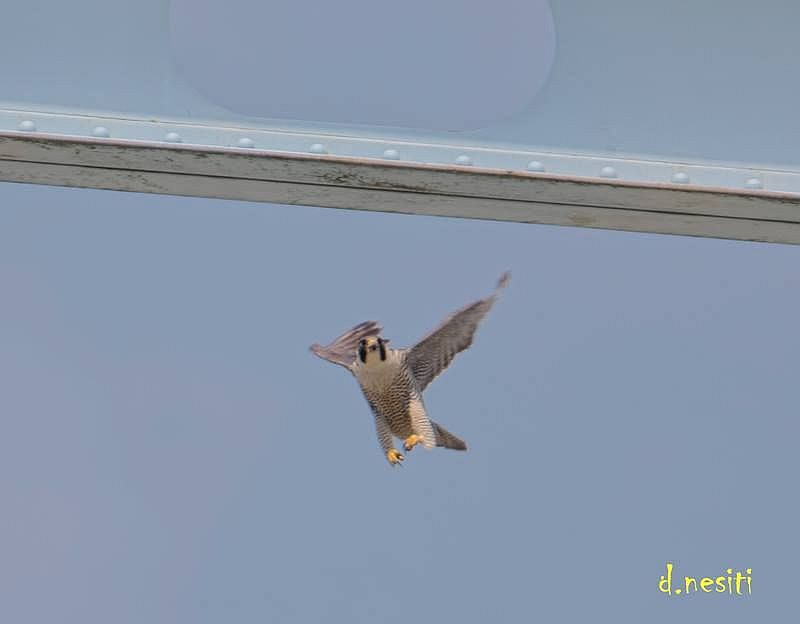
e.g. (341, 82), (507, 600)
(433, 422), (467, 451)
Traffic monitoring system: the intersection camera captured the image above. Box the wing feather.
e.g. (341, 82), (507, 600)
(407, 272), (509, 391)
(310, 321), (382, 369)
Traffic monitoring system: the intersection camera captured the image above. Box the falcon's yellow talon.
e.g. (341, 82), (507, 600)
(403, 434), (424, 452)
(386, 449), (405, 465)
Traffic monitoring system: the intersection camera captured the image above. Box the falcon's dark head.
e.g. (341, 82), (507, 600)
(358, 336), (389, 364)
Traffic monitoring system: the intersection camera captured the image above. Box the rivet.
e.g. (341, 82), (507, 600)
(455, 155), (472, 166)
(527, 160), (545, 172)
(237, 137), (255, 148)
(18, 120), (36, 132)
(671, 172), (689, 184)
(744, 177), (763, 189)
(92, 126), (110, 138)
(599, 166), (617, 178)
(165, 132), (182, 143)
(309, 143), (327, 154)
(383, 149), (399, 160)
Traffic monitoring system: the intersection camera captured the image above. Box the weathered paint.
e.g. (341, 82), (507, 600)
(1, 132), (799, 244)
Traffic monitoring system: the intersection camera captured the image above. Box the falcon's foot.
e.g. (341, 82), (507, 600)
(403, 434), (425, 452)
(386, 448), (405, 466)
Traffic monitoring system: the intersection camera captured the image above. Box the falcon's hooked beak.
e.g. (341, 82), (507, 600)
(358, 336), (389, 363)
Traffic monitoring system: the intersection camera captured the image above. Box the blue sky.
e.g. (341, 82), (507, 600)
(1, 181), (797, 622)
(3, 2), (799, 620)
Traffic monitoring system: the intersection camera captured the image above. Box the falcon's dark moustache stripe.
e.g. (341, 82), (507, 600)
(357, 337), (387, 363)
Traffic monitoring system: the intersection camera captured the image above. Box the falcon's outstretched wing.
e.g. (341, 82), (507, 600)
(406, 272), (509, 391)
(310, 321), (382, 369)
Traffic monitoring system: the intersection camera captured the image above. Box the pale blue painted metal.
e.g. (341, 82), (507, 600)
(1, 0), (799, 242)
(4, 107), (798, 194)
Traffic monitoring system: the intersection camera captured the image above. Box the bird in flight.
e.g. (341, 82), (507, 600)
(310, 272), (509, 466)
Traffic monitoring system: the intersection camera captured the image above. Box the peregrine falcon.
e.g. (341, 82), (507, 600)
(310, 272), (509, 466)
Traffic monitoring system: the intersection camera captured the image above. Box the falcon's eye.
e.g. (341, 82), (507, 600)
(358, 338), (367, 347)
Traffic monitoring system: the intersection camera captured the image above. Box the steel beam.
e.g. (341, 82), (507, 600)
(2, 121), (800, 244)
